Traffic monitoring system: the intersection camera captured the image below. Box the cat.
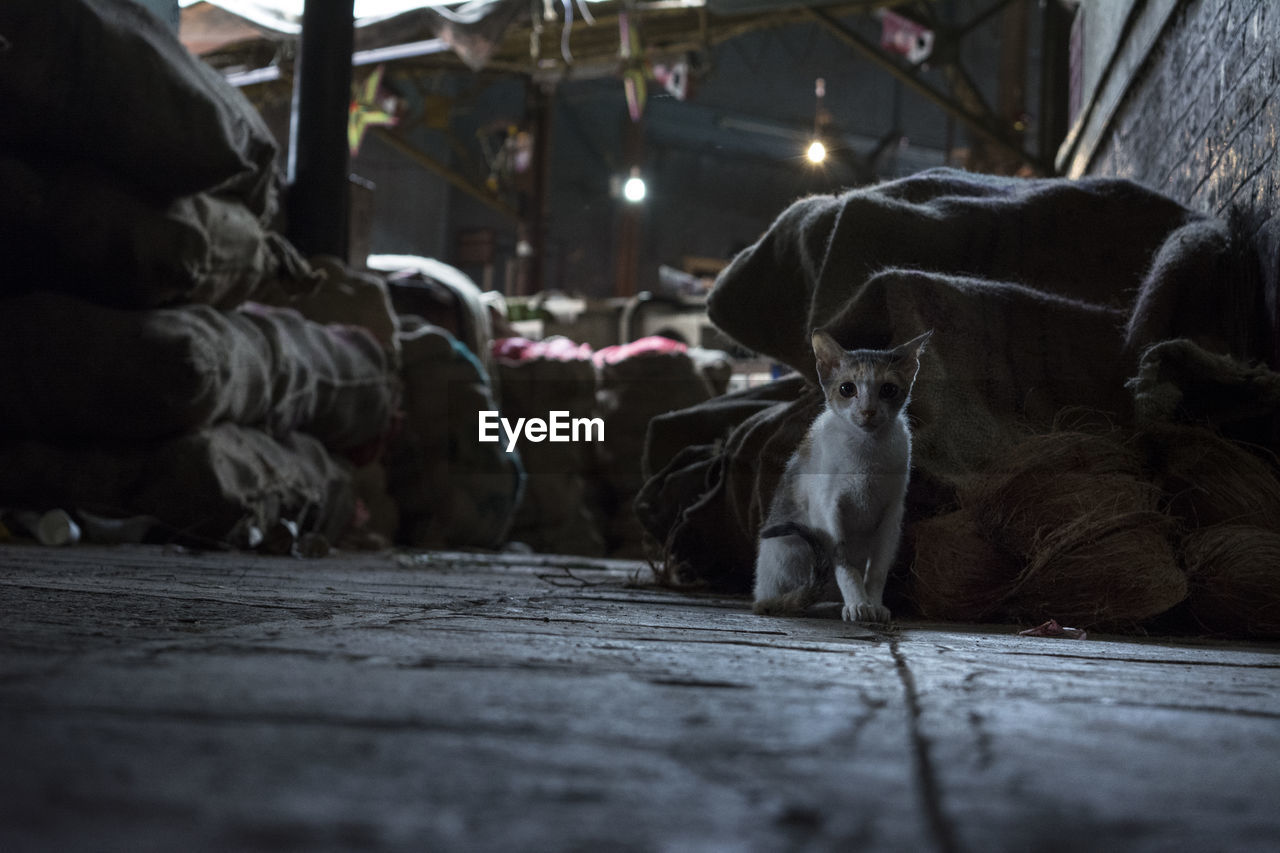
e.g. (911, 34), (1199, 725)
(753, 329), (932, 623)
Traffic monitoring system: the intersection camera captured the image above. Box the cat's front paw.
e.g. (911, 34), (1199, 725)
(842, 603), (891, 625)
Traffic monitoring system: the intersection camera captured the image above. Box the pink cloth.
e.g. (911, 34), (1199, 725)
(493, 334), (687, 366)
(591, 336), (687, 366)
(492, 335), (593, 362)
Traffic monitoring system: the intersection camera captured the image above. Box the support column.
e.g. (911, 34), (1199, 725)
(287, 0), (355, 260)
(515, 82), (553, 296)
(1038, 0), (1073, 168)
(964, 0), (1028, 174)
(613, 116), (644, 299)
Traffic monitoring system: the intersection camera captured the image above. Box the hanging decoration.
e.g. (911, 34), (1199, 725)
(530, 0), (599, 67)
(348, 64), (399, 156)
(618, 9), (646, 121)
(478, 122), (534, 194)
(877, 9), (934, 64)
(651, 59), (690, 101)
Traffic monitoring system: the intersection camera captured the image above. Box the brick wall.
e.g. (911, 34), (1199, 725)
(1088, 0), (1277, 221)
(1087, 0), (1278, 367)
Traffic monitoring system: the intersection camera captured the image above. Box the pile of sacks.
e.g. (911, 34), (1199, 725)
(0, 0), (717, 556)
(494, 336), (730, 556)
(0, 291), (395, 548)
(0, 0), (301, 309)
(0, 0), (506, 551)
(637, 167), (1280, 638)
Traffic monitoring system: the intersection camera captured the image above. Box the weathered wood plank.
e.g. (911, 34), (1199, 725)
(1, 544), (1279, 851)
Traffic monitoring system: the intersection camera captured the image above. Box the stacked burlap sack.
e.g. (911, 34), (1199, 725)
(637, 167), (1280, 637)
(493, 336), (731, 557)
(0, 0), (399, 548)
(385, 317), (523, 550)
(0, 289), (399, 548)
(594, 342), (729, 555)
(495, 347), (604, 555)
(348, 257), (526, 551)
(0, 0), (307, 308)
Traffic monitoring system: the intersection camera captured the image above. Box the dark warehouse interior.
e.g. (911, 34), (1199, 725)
(2, 0), (1279, 849)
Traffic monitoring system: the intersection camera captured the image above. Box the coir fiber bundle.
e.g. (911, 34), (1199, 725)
(1181, 524), (1280, 638)
(910, 505), (1184, 627)
(962, 431), (1147, 551)
(970, 471), (1157, 557)
(911, 430), (1186, 627)
(1139, 424), (1280, 528)
(1004, 507), (1185, 628)
(971, 429), (1143, 481)
(909, 509), (1020, 621)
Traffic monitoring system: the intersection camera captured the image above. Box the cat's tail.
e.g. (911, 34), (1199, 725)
(752, 521), (834, 615)
(753, 586), (819, 616)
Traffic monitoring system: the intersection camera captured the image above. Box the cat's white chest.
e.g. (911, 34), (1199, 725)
(795, 411), (909, 533)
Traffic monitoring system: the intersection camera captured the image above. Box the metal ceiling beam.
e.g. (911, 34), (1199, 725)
(956, 0), (1023, 39)
(476, 2), (878, 78)
(807, 5), (1048, 174)
(517, 83), (554, 296)
(373, 127), (519, 220)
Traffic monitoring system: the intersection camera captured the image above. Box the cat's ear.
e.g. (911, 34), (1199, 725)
(893, 330), (933, 362)
(811, 330), (844, 374)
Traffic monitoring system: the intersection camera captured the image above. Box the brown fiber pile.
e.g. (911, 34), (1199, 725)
(1139, 424), (1280, 528)
(910, 428), (1280, 635)
(1181, 525), (1280, 637)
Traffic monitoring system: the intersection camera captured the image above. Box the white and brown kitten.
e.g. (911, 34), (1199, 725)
(753, 329), (931, 623)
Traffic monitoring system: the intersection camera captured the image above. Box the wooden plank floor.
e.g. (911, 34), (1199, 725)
(2, 543), (1278, 851)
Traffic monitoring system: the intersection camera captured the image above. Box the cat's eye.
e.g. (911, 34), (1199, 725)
(879, 383), (899, 400)
(838, 382), (857, 398)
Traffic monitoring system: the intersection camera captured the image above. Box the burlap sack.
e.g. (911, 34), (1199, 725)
(495, 355), (604, 555)
(386, 321), (523, 549)
(640, 171), (1277, 626)
(1124, 216), (1265, 361)
(258, 256), (400, 357)
(1131, 338), (1280, 440)
(708, 167), (1196, 376)
(641, 170), (1256, 592)
(821, 269), (1131, 480)
(0, 293), (397, 453)
(595, 350), (717, 555)
(0, 155), (309, 309)
(635, 378), (820, 591)
(0, 0), (278, 214)
(0, 424), (354, 545)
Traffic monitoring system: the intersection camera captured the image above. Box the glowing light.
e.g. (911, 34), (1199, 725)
(623, 173), (647, 203)
(806, 140), (827, 164)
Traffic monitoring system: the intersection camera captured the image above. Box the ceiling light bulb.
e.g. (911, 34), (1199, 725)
(623, 173), (647, 203)
(806, 140), (827, 164)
